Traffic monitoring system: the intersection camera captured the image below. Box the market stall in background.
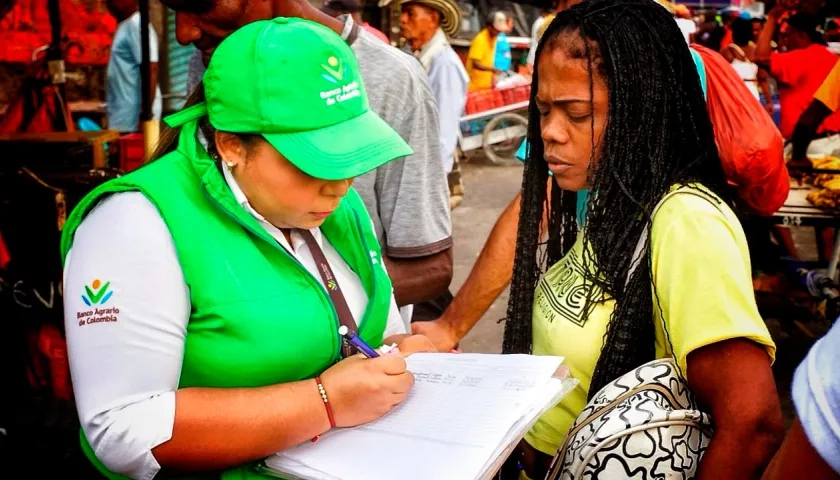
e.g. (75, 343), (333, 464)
(0, 0), (169, 474)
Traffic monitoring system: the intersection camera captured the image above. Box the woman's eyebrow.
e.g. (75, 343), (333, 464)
(536, 96), (590, 106)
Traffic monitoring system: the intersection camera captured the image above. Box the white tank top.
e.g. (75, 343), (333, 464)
(727, 44), (760, 100)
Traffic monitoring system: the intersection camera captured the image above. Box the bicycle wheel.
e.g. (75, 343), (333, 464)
(482, 112), (528, 166)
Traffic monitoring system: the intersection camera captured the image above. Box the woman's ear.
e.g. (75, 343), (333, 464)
(214, 130), (247, 167)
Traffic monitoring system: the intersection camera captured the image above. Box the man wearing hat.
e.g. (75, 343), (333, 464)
(757, 7), (840, 140)
(467, 11), (509, 91)
(399, 0), (468, 211)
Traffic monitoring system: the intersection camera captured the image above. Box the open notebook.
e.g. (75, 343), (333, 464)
(260, 353), (578, 480)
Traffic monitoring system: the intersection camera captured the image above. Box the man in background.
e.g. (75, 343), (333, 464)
(399, 0), (468, 212)
(321, 0), (390, 44)
(826, 19), (840, 44)
(104, 0), (161, 132)
(756, 9), (840, 140)
(752, 16), (764, 43)
(493, 12), (513, 74)
(466, 11), (508, 91)
(791, 58), (840, 166)
(526, 6), (553, 71)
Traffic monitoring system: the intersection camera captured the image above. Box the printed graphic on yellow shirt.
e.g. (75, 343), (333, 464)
(534, 250), (604, 328)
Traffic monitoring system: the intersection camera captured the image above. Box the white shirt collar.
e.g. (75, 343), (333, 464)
(220, 163), (323, 250)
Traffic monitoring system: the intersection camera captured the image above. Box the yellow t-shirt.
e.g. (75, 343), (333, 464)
(815, 60), (840, 113)
(524, 186), (777, 456)
(467, 29), (496, 91)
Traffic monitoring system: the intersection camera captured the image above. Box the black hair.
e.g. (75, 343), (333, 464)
(158, 0), (216, 14)
(786, 13), (828, 44)
(731, 17), (754, 46)
(150, 83), (263, 164)
(150, 85), (205, 161)
(199, 117), (263, 161)
(504, 0), (733, 396)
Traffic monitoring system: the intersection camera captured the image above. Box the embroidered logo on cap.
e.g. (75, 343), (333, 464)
(321, 56), (345, 83)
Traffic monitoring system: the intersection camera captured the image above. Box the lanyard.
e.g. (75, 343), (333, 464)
(298, 229), (358, 358)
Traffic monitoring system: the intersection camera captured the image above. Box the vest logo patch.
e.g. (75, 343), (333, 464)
(77, 278), (120, 326)
(81, 278), (112, 306)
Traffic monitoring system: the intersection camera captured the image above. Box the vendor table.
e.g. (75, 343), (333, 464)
(0, 130), (119, 169)
(458, 100), (528, 164)
(772, 181), (840, 280)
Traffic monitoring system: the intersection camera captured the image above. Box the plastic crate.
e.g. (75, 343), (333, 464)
(117, 133), (145, 172)
(500, 87), (517, 105)
(473, 90), (494, 113)
(465, 91), (480, 114)
(514, 85), (531, 103)
(491, 90), (505, 109)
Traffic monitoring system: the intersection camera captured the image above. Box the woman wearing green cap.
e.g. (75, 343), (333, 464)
(61, 18), (434, 479)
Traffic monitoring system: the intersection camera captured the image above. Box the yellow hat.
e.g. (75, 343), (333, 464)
(537, 13), (555, 40)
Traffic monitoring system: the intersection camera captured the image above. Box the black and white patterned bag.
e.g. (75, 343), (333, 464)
(546, 359), (713, 479)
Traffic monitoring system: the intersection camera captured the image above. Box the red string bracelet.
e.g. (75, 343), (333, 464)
(311, 376), (335, 443)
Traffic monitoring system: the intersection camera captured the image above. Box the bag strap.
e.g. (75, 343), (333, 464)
(298, 229), (358, 358)
(625, 187), (726, 378)
(727, 43), (748, 60)
(627, 187), (723, 285)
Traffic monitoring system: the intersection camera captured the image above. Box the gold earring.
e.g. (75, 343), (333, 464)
(226, 161), (235, 170)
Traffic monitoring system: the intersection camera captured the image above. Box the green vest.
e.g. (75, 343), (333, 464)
(60, 121), (394, 479)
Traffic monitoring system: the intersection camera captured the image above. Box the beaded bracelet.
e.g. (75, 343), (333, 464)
(311, 376), (335, 443)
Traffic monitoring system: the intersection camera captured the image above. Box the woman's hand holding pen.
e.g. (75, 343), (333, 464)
(320, 354), (414, 428)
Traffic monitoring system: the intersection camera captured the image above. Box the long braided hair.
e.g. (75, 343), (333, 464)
(503, 0), (734, 397)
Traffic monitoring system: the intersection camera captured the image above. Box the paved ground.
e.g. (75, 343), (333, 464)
(449, 157), (521, 353)
(449, 156), (822, 423)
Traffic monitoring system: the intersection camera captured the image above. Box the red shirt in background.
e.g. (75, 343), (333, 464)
(771, 44), (840, 138)
(362, 23), (390, 44)
(721, 27), (733, 51)
(0, 231), (9, 269)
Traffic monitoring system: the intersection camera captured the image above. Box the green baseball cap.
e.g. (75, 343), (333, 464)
(164, 17), (412, 180)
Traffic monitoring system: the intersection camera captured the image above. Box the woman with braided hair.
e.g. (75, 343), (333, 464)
(506, 0), (784, 478)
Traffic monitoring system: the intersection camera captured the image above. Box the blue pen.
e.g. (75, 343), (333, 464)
(338, 325), (380, 358)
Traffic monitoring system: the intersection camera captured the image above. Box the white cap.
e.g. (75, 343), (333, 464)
(492, 11), (508, 31)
